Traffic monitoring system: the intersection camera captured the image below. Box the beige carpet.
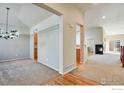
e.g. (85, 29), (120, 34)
(0, 59), (59, 85)
(72, 53), (124, 85)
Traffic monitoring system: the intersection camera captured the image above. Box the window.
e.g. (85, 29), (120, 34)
(109, 40), (120, 52)
(115, 40), (120, 52)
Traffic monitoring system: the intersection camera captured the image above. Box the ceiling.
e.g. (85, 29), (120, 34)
(76, 3), (124, 35)
(0, 3), (53, 28)
(1, 3), (124, 35)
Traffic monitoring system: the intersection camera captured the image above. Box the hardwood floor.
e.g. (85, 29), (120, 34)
(46, 72), (98, 85)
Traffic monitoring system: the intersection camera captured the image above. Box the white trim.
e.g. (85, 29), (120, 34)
(59, 15), (64, 74)
(63, 67), (77, 75)
(63, 64), (77, 74)
(38, 61), (59, 72)
(0, 57), (30, 63)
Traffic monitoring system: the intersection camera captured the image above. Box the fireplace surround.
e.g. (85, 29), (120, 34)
(95, 44), (103, 54)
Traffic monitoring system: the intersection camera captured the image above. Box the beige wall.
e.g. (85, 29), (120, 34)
(105, 34), (124, 51)
(106, 34), (124, 40)
(35, 4), (84, 73)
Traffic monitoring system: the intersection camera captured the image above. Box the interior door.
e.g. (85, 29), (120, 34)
(34, 32), (38, 63)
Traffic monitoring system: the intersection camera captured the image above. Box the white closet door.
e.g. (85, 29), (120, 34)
(38, 25), (59, 71)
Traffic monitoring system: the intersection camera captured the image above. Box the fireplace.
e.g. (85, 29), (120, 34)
(95, 44), (103, 54)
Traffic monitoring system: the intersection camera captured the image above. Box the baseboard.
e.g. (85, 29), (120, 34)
(0, 57), (30, 63)
(63, 63), (77, 75)
(59, 71), (64, 75)
(38, 61), (59, 73)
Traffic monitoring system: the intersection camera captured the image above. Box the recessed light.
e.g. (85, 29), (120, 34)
(102, 16), (106, 19)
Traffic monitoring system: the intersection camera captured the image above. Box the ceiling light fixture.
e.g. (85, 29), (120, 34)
(0, 7), (19, 39)
(102, 16), (106, 19)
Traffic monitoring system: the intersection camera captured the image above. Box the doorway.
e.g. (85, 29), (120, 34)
(34, 32), (38, 63)
(76, 24), (84, 66)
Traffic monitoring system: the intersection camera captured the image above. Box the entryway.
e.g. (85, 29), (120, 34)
(76, 24), (84, 66)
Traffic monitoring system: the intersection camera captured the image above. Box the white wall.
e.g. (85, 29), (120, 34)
(76, 24), (80, 45)
(76, 31), (80, 45)
(0, 25), (30, 62)
(0, 24), (29, 35)
(104, 22), (124, 36)
(85, 27), (103, 54)
(30, 15), (61, 72)
(86, 27), (103, 44)
(30, 15), (60, 35)
(30, 33), (34, 59)
(38, 25), (59, 71)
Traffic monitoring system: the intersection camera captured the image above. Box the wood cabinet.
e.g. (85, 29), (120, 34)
(120, 46), (124, 67)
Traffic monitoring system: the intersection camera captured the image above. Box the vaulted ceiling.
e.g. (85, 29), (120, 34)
(0, 3), (53, 28)
(76, 3), (124, 35)
(1, 3), (124, 35)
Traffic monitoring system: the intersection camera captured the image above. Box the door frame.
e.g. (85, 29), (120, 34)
(76, 23), (84, 66)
